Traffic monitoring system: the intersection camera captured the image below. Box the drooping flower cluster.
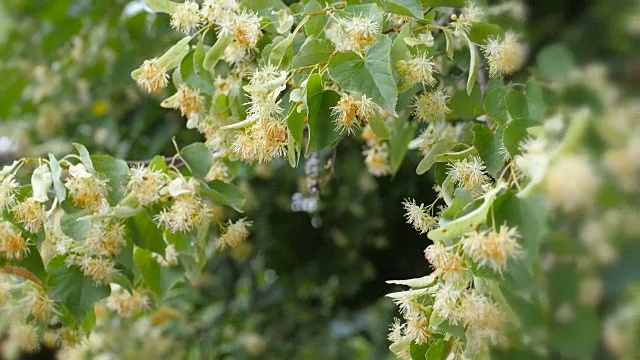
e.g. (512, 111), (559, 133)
(360, 124), (393, 177)
(450, 1), (484, 37)
(128, 164), (167, 206)
(0, 221), (29, 260)
(447, 156), (490, 197)
(107, 285), (149, 317)
(332, 93), (377, 135)
(327, 13), (380, 54)
(170, 0), (201, 34)
(413, 121), (463, 156)
(214, 218), (252, 250)
(461, 225), (523, 273)
(402, 198), (438, 234)
(395, 52), (437, 87)
(64, 163), (109, 214)
(155, 177), (209, 233)
(231, 66), (289, 163)
(134, 58), (169, 93)
(412, 90), (452, 123)
(482, 32), (527, 77)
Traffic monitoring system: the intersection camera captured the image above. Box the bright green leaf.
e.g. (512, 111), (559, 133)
(91, 155), (130, 205)
(48, 256), (110, 320)
(204, 33), (233, 76)
(369, 111), (392, 140)
(390, 120), (417, 174)
(48, 153), (66, 202)
(428, 182), (506, 243)
(292, 37), (332, 69)
(421, 0), (465, 6)
(472, 123), (505, 176)
(303, 1), (327, 37)
(537, 44), (574, 82)
(286, 107), (306, 152)
(127, 211), (166, 256)
(73, 143), (95, 175)
(503, 118), (531, 157)
(180, 142), (213, 179)
(468, 22), (503, 44)
(505, 90), (529, 120)
(134, 247), (183, 297)
(329, 35), (398, 114)
(305, 74), (341, 154)
(204, 180), (245, 212)
(416, 139), (456, 175)
(385, 0), (424, 19)
(525, 80), (546, 122)
(466, 36), (478, 96)
(483, 87), (509, 125)
(144, 0), (179, 13)
(60, 212), (91, 241)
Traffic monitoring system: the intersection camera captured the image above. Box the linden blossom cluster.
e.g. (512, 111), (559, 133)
(0, 150), (252, 352)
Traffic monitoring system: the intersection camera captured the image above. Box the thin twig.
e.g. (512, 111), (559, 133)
(125, 155), (183, 168)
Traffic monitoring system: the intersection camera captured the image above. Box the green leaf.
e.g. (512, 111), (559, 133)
(47, 256), (110, 320)
(391, 24), (411, 66)
(390, 120), (417, 174)
(428, 182), (506, 243)
(472, 123), (505, 176)
(144, 0), (179, 13)
(273, 9), (293, 33)
(468, 22), (503, 44)
(369, 111), (392, 140)
(425, 339), (448, 360)
(204, 180), (245, 212)
(328, 35), (398, 114)
(204, 33), (233, 76)
(433, 146), (477, 162)
(550, 307), (599, 360)
(303, 1), (327, 37)
(505, 90), (529, 120)
(305, 74), (341, 154)
(292, 37), (332, 69)
(48, 154), (66, 202)
(180, 49), (214, 95)
(158, 36), (192, 70)
(493, 192), (547, 270)
(447, 86), (484, 121)
(440, 188), (473, 220)
(268, 34), (295, 69)
(483, 87), (509, 125)
(134, 248), (183, 297)
(73, 143), (95, 175)
(180, 142), (213, 179)
(466, 36), (478, 96)
(443, 30), (454, 60)
(149, 155), (168, 173)
(127, 211), (166, 256)
(409, 341), (428, 360)
(525, 80), (546, 122)
(342, 4), (384, 22)
(503, 118), (531, 157)
(536, 44), (574, 82)
(286, 107), (306, 152)
(416, 140), (456, 175)
(91, 155), (130, 205)
(60, 212), (91, 241)
(12, 244), (47, 284)
(421, 0), (465, 6)
(385, 0), (424, 19)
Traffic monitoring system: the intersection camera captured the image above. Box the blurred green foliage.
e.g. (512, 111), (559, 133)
(0, 0), (639, 359)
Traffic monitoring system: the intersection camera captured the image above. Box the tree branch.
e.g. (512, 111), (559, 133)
(125, 155), (184, 168)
